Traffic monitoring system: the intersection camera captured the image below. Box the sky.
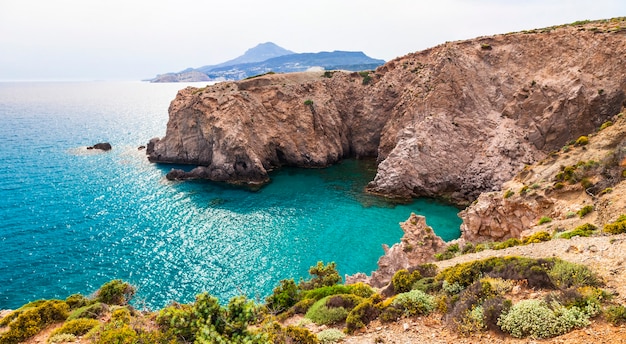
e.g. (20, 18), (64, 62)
(1, 0), (625, 81)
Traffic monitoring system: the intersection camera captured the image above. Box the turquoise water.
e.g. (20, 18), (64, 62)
(0, 81), (461, 310)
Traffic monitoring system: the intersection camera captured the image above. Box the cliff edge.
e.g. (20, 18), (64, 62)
(148, 19), (626, 204)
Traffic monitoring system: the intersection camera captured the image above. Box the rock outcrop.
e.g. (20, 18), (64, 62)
(346, 213), (447, 288)
(461, 112), (626, 242)
(87, 142), (112, 151)
(148, 19), (626, 204)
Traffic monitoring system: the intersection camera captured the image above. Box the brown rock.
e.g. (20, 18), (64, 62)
(346, 213), (447, 287)
(148, 20), (626, 204)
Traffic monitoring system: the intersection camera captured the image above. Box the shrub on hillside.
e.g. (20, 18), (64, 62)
(345, 300), (380, 333)
(65, 294), (89, 310)
(266, 278), (300, 313)
(0, 300), (69, 344)
(605, 305), (626, 325)
(49, 318), (100, 338)
(391, 289), (435, 317)
(317, 328), (345, 343)
(604, 215), (626, 234)
(547, 260), (600, 289)
(391, 269), (422, 294)
(96, 280), (135, 305)
(305, 296), (350, 325)
(67, 302), (107, 320)
(299, 261), (342, 290)
(522, 231), (552, 244)
(560, 223), (597, 239)
(497, 299), (590, 338)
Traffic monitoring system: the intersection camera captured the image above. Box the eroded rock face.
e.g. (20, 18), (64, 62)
(346, 213), (447, 288)
(461, 113), (626, 242)
(148, 21), (626, 203)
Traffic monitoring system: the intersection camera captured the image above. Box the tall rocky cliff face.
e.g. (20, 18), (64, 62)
(148, 20), (626, 204)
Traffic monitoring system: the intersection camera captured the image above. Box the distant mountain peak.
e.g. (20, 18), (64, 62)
(150, 42), (384, 82)
(198, 42), (294, 72)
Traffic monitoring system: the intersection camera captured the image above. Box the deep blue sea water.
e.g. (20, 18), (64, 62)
(0, 81), (461, 310)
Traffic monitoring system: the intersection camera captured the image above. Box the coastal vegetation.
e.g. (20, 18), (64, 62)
(3, 249), (626, 343)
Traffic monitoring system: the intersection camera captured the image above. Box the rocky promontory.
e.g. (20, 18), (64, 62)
(148, 19), (626, 204)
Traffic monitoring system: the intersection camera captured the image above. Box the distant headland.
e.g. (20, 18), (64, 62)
(147, 42), (385, 82)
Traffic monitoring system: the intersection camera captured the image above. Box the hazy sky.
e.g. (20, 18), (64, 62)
(1, 0), (625, 81)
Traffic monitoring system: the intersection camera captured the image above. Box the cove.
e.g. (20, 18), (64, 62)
(0, 81), (461, 310)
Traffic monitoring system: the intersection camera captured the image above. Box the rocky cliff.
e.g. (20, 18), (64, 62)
(148, 19), (626, 204)
(460, 111), (626, 242)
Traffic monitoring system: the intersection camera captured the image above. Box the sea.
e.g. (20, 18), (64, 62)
(0, 81), (461, 310)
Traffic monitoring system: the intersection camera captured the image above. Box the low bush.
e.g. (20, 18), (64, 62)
(605, 305), (626, 325)
(497, 299), (590, 339)
(299, 261), (342, 290)
(391, 289), (435, 317)
(522, 231), (552, 244)
(67, 302), (107, 320)
(305, 295), (352, 325)
(538, 216), (553, 225)
(575, 136), (589, 146)
(492, 238), (521, 250)
(266, 278), (300, 313)
(48, 333), (76, 344)
(317, 329), (344, 343)
(548, 260), (600, 289)
(65, 294), (89, 310)
(391, 269), (422, 294)
(284, 325), (319, 344)
(600, 120), (613, 130)
(292, 298), (316, 314)
(560, 223), (597, 239)
(0, 300), (69, 344)
(49, 318), (100, 339)
(482, 296), (512, 332)
(96, 280), (136, 305)
(412, 277), (440, 294)
(345, 300), (379, 333)
(504, 189), (514, 198)
(604, 215), (626, 234)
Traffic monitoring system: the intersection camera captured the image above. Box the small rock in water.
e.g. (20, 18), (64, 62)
(87, 142), (112, 151)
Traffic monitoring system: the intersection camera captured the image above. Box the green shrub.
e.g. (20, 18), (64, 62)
(553, 182), (565, 190)
(304, 99), (314, 106)
(305, 296), (349, 325)
(580, 178), (593, 189)
(284, 325), (319, 344)
(345, 300), (379, 333)
(347, 282), (375, 298)
(436, 257), (557, 290)
(604, 215), (626, 234)
(301, 285), (353, 301)
(538, 216), (552, 225)
(605, 305), (626, 325)
(299, 262), (342, 290)
(67, 302), (107, 320)
(96, 280), (135, 305)
(96, 325), (137, 344)
(48, 333), (76, 344)
(64, 294), (89, 310)
(454, 305), (486, 335)
(560, 224), (597, 239)
(391, 269), (422, 294)
(49, 318), (100, 339)
(519, 185), (529, 195)
(548, 259), (600, 289)
(110, 307), (131, 325)
(156, 302), (197, 340)
(266, 278), (300, 313)
(482, 296), (512, 332)
(0, 300), (69, 344)
(391, 289), (435, 317)
(497, 299), (590, 338)
(359, 71), (372, 85)
(493, 238), (521, 250)
(504, 189), (514, 198)
(322, 71), (334, 78)
(292, 298), (317, 314)
(577, 205), (594, 218)
(575, 136), (589, 146)
(412, 277), (439, 294)
(317, 328), (345, 343)
(522, 231), (552, 244)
